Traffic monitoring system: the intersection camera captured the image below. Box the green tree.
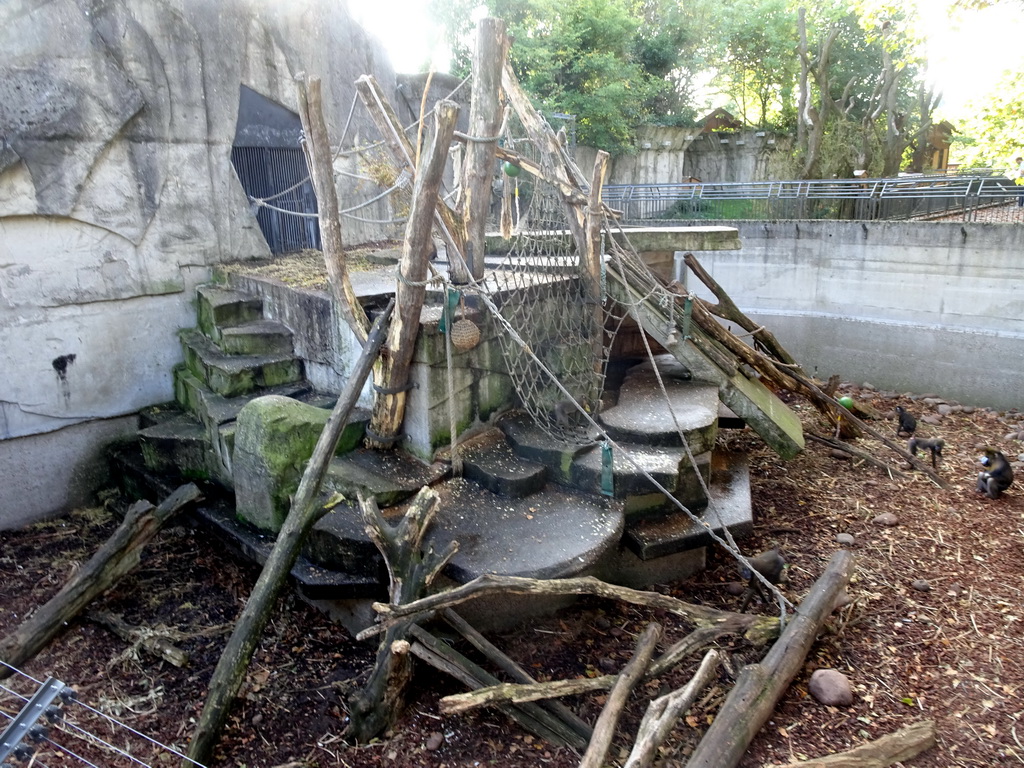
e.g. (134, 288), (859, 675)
(430, 0), (705, 152)
(951, 69), (1024, 170)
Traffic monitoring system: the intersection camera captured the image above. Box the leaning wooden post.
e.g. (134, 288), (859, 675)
(367, 100), (460, 448)
(458, 17), (508, 279)
(297, 75), (370, 342)
(0, 483), (201, 678)
(684, 549), (855, 768)
(184, 301), (394, 768)
(584, 150), (609, 397)
(355, 74), (471, 284)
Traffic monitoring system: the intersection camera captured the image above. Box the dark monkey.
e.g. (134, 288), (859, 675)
(908, 437), (944, 468)
(976, 448), (1014, 499)
(895, 406), (917, 437)
(738, 548), (786, 611)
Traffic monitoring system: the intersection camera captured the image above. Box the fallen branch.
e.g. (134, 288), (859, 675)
(624, 649), (722, 768)
(440, 625), (732, 714)
(359, 574), (778, 645)
(775, 719), (936, 767)
(442, 609), (593, 743)
(0, 483), (201, 678)
(684, 550), (855, 768)
(806, 433), (909, 480)
(86, 610), (188, 668)
(580, 622), (662, 768)
(408, 625), (586, 750)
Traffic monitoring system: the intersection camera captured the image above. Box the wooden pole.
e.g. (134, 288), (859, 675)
(366, 100), (460, 448)
(458, 17), (508, 279)
(185, 301), (394, 767)
(579, 622), (662, 768)
(355, 74), (471, 284)
(297, 75), (370, 343)
(584, 150), (609, 397)
(684, 550), (855, 768)
(0, 483), (201, 678)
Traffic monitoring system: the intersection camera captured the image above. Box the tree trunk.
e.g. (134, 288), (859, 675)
(366, 100), (459, 448)
(459, 17), (508, 279)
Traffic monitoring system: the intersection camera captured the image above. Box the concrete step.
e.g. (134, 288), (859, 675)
(496, 410), (593, 486)
(571, 442), (710, 519)
(598, 363), (719, 451)
(180, 328), (304, 398)
(218, 319), (294, 356)
(308, 476), (624, 585)
(623, 451), (752, 560)
(458, 428), (547, 498)
(196, 285), (264, 338)
(174, 367), (316, 432)
(322, 449), (450, 508)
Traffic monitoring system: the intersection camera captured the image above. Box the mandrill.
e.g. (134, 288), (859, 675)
(977, 448), (1014, 499)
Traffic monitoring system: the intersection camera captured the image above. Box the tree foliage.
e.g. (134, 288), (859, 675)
(951, 69), (1024, 171)
(430, 0), (941, 175)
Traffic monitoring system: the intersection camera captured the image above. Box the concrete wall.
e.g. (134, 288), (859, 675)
(686, 220), (1024, 411)
(0, 0), (398, 527)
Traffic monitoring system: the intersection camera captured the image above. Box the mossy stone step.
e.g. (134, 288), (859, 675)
(197, 285), (264, 338)
(174, 367), (317, 433)
(138, 413), (213, 480)
(218, 319), (295, 356)
(322, 449), (450, 509)
(180, 328), (304, 398)
(496, 410), (592, 485)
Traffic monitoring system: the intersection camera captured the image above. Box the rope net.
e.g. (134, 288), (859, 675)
(477, 114), (624, 445)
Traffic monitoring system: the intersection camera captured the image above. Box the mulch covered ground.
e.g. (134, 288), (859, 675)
(1, 384), (1021, 768)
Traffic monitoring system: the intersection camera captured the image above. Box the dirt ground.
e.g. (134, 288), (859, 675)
(1, 385), (1022, 768)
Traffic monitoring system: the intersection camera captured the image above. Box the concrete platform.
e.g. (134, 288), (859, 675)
(323, 449), (450, 508)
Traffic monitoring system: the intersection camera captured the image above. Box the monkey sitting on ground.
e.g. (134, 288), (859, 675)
(738, 548), (787, 611)
(977, 448), (1014, 499)
(895, 405), (917, 437)
(908, 436), (944, 469)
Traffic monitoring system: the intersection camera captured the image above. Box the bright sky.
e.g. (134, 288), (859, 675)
(352, 0), (1024, 121)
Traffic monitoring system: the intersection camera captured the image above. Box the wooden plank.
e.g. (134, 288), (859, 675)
(605, 265), (805, 459)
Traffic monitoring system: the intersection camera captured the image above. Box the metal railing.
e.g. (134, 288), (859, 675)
(603, 175), (1024, 223)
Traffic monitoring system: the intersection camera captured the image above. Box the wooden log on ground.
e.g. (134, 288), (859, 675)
(774, 719), (936, 767)
(440, 625), (733, 714)
(185, 303), (393, 767)
(359, 574), (778, 646)
(579, 622), (662, 768)
(408, 624), (586, 751)
(442, 609), (593, 742)
(344, 488), (459, 743)
(684, 550), (855, 768)
(624, 649), (721, 768)
(86, 610), (188, 668)
(366, 99), (459, 448)
(0, 483), (201, 678)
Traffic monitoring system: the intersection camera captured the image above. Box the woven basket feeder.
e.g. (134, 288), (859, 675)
(451, 317), (481, 351)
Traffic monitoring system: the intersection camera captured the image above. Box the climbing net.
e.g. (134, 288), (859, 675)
(478, 117), (625, 445)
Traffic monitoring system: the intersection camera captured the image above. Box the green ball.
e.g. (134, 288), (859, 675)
(503, 161), (521, 177)
(838, 396), (855, 410)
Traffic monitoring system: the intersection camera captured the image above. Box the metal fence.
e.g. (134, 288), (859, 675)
(603, 175), (1024, 224)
